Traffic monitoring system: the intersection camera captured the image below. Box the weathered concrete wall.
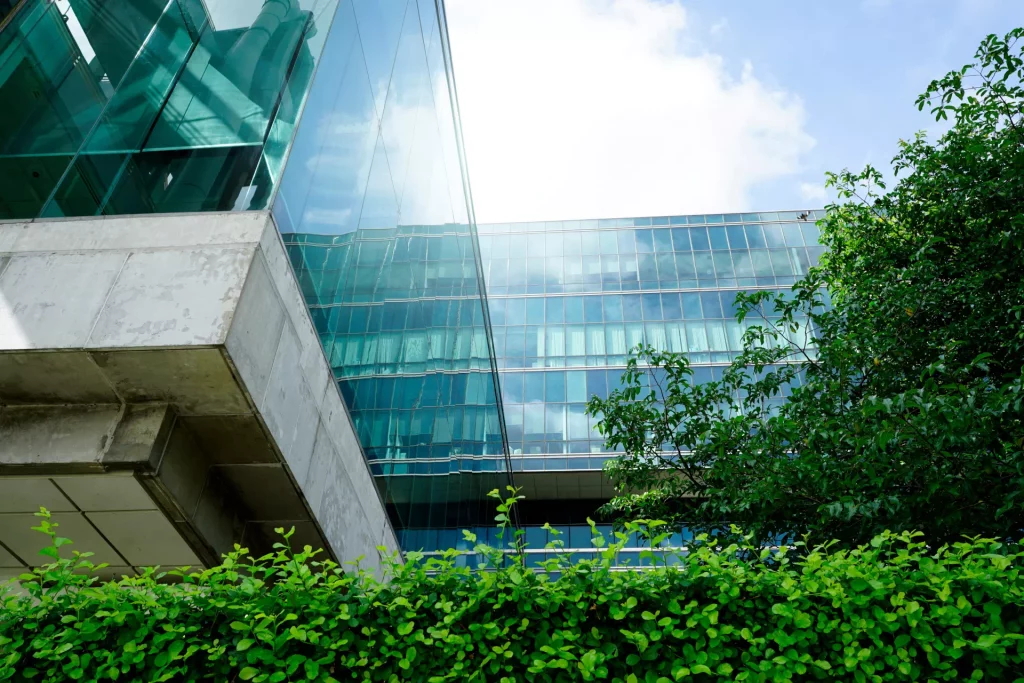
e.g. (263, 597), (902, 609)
(0, 212), (398, 575)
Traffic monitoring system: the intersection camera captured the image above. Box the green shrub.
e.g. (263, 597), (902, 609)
(2, 496), (1023, 682)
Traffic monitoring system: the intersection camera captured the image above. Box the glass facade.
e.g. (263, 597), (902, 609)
(0, 0), (512, 548)
(477, 212), (826, 475)
(0, 0), (335, 219)
(0, 1), (825, 560)
(270, 0), (514, 539)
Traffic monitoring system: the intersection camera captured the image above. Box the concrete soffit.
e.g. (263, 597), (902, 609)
(0, 211), (399, 578)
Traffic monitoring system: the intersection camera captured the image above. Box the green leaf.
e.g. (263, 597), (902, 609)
(239, 668), (259, 681)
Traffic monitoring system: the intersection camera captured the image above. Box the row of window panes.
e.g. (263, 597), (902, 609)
(369, 453), (611, 475)
(489, 290), (771, 326)
(369, 455), (508, 473)
(510, 448), (614, 461)
(339, 373), (500, 412)
(504, 398), (791, 445)
(288, 234), (478, 270)
(323, 332), (496, 377)
(321, 322), (814, 374)
(498, 366), (731, 404)
(296, 263), (482, 305)
(400, 524), (703, 553)
(352, 420), (504, 455)
(312, 289), (778, 335)
(507, 401), (791, 444)
(310, 298), (488, 335)
(485, 280), (792, 297)
(497, 353), (742, 368)
(491, 320), (814, 360)
(477, 210), (826, 234)
(285, 225), (478, 246)
(342, 365), (792, 445)
(482, 247), (824, 289)
(478, 224), (820, 260)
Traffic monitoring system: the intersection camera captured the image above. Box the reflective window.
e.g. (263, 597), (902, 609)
(1, 0), (336, 219)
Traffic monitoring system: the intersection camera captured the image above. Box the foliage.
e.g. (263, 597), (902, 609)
(2, 502), (1024, 682)
(587, 28), (1024, 548)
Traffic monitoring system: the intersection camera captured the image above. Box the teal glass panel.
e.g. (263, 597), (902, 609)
(273, 0), (375, 235)
(39, 0), (204, 217)
(275, 0), (512, 546)
(0, 0), (169, 217)
(1, 0), (337, 218)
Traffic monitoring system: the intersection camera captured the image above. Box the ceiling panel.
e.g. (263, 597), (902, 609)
(0, 478), (75, 513)
(0, 512), (123, 566)
(51, 474), (157, 512)
(87, 510), (201, 568)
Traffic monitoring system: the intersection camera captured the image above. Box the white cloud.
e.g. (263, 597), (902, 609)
(799, 181), (827, 203)
(446, 0), (815, 222)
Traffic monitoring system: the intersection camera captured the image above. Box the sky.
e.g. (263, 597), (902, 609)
(445, 0), (1024, 223)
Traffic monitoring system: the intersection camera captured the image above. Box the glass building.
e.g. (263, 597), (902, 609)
(0, 0), (510, 551)
(0, 0), (824, 561)
(294, 210), (825, 556)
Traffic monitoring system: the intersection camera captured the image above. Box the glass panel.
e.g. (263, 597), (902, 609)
(274, 0), (512, 548)
(18, 0), (337, 219)
(0, 0), (176, 217)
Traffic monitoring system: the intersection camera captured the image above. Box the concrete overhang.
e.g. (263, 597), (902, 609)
(0, 212), (398, 578)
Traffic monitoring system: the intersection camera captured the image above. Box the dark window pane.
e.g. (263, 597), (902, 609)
(745, 224), (767, 248)
(671, 228), (690, 251)
(642, 293), (662, 320)
(501, 373), (524, 403)
(653, 229), (673, 252)
(545, 297), (564, 323)
(622, 294), (642, 321)
(726, 225), (747, 249)
(682, 293), (703, 319)
(708, 227), (729, 250)
(661, 292), (682, 320)
(700, 292), (724, 318)
(545, 371), (566, 402)
(526, 298), (545, 324)
(586, 370), (607, 400)
(524, 372), (545, 403)
(616, 229), (636, 253)
(603, 295), (623, 322)
(564, 296), (584, 324)
(689, 227), (710, 251)
(634, 229), (654, 252)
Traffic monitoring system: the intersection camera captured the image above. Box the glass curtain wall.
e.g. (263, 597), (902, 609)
(0, 0), (338, 218)
(0, 0), (511, 551)
(478, 211), (826, 473)
(469, 211), (824, 563)
(274, 0), (512, 546)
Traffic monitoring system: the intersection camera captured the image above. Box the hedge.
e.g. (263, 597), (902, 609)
(1, 497), (1023, 682)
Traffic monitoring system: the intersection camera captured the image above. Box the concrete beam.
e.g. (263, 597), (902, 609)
(0, 212), (399, 573)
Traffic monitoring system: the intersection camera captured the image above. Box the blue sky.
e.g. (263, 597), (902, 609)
(447, 0), (1024, 222)
(684, 0), (1024, 210)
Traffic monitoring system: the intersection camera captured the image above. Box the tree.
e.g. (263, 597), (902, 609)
(588, 28), (1024, 548)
